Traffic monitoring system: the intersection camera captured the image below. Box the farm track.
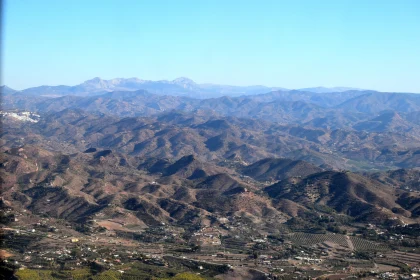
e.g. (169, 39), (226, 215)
(345, 236), (354, 251)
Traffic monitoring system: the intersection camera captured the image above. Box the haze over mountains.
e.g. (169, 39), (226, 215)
(2, 77), (368, 98)
(2, 76), (420, 172)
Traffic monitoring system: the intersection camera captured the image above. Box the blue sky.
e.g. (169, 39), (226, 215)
(3, 0), (420, 92)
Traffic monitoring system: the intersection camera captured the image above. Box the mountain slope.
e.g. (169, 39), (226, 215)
(338, 92), (420, 114)
(265, 171), (413, 221)
(353, 111), (418, 133)
(239, 158), (323, 182)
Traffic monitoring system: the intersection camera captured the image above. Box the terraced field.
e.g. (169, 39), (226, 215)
(350, 236), (388, 252)
(221, 237), (248, 253)
(386, 251), (420, 266)
(288, 233), (349, 248)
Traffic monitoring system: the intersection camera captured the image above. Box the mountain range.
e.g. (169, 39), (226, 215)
(2, 77), (366, 98)
(1, 77), (420, 279)
(2, 78), (420, 172)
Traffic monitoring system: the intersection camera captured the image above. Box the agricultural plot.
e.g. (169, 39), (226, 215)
(350, 236), (388, 252)
(25, 256), (55, 268)
(15, 269), (54, 280)
(0, 233), (42, 253)
(16, 269), (91, 280)
(386, 251), (420, 266)
(221, 238), (248, 252)
(288, 233), (348, 248)
(14, 265), (203, 280)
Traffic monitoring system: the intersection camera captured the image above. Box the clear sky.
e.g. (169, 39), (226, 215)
(2, 0), (420, 92)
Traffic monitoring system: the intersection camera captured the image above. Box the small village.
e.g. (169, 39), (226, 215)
(1, 205), (420, 280)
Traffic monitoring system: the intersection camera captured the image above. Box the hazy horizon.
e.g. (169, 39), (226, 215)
(2, 76), (371, 93)
(3, 0), (420, 92)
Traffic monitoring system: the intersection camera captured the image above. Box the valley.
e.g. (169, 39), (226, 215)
(1, 83), (420, 279)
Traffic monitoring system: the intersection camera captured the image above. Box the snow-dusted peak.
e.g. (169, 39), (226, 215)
(84, 77), (103, 83)
(81, 77), (148, 89)
(171, 77), (197, 89)
(126, 77), (145, 83)
(172, 77), (196, 85)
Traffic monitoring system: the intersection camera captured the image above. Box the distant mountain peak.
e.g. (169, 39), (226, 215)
(0, 85), (18, 94)
(171, 77), (197, 88)
(126, 77), (145, 83)
(81, 77), (106, 86)
(80, 77), (116, 90)
(80, 77), (149, 91)
(172, 77), (196, 84)
(85, 77), (103, 83)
